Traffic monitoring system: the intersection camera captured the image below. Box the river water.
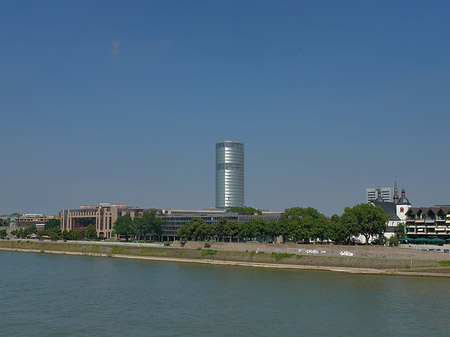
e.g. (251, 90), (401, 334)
(1, 251), (449, 337)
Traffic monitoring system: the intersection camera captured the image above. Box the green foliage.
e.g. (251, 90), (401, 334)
(272, 252), (294, 262)
(438, 261), (450, 267)
(342, 204), (389, 244)
(11, 224), (37, 239)
(113, 215), (134, 241)
(89, 245), (99, 253)
(111, 246), (123, 254)
(296, 254), (303, 259)
(388, 236), (399, 247)
(200, 249), (217, 257)
(36, 229), (46, 239)
(177, 218), (209, 241)
(44, 219), (61, 230)
(0, 229), (7, 239)
(226, 207), (262, 215)
(173, 203), (392, 245)
(81, 224), (97, 240)
(133, 210), (164, 241)
(278, 207), (331, 243)
(163, 241), (171, 246)
(395, 223), (406, 238)
(0, 218), (10, 227)
(204, 242), (211, 248)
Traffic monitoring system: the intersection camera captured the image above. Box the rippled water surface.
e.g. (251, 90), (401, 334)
(1, 251), (449, 337)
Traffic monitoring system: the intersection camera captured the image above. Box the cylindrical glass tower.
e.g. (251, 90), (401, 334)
(216, 141), (244, 208)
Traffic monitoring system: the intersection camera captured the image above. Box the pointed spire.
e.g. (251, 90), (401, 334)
(393, 179), (399, 203)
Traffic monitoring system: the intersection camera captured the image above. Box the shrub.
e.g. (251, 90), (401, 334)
(163, 241), (171, 246)
(111, 246), (123, 254)
(200, 249), (217, 257)
(439, 261), (450, 267)
(388, 236), (399, 247)
(272, 252), (294, 262)
(180, 240), (187, 247)
(204, 243), (211, 248)
(89, 246), (99, 253)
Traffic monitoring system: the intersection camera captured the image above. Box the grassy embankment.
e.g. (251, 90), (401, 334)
(1, 240), (450, 274)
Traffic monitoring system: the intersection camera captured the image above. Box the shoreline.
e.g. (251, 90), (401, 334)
(1, 246), (449, 278)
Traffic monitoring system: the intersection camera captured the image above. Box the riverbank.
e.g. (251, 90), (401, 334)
(1, 240), (449, 277)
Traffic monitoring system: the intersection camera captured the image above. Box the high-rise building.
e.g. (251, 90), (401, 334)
(366, 187), (394, 203)
(216, 140), (244, 208)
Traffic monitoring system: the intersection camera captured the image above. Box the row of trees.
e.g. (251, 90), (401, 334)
(178, 204), (389, 244)
(113, 210), (164, 241)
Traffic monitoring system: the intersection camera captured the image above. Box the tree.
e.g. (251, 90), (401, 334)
(68, 229), (81, 240)
(177, 218), (207, 241)
(81, 224), (97, 240)
(223, 220), (240, 242)
(395, 222), (406, 238)
(133, 210), (164, 241)
(0, 229), (7, 239)
(210, 218), (226, 241)
(278, 207), (328, 243)
(226, 207), (262, 215)
(331, 212), (357, 244)
(113, 215), (134, 241)
(343, 204), (388, 244)
(36, 229), (46, 240)
(48, 228), (61, 241)
(25, 224), (37, 237)
(44, 219), (61, 230)
(0, 218), (10, 227)
(238, 219), (266, 241)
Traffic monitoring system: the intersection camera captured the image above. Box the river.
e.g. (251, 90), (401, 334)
(1, 251), (449, 336)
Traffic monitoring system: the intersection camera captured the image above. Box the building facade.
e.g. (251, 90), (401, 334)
(159, 208), (281, 241)
(216, 140), (244, 208)
(16, 214), (57, 228)
(60, 203), (147, 239)
(405, 206), (450, 238)
(366, 187), (394, 203)
(60, 203), (281, 241)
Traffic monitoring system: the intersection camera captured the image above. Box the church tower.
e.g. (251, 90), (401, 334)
(393, 180), (399, 204)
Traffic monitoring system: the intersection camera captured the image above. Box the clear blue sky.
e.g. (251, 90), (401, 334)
(1, 0), (450, 216)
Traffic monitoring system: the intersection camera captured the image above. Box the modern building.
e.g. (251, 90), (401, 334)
(366, 187), (394, 203)
(15, 214), (57, 228)
(405, 206), (450, 238)
(216, 140), (244, 208)
(159, 208), (281, 241)
(60, 203), (281, 241)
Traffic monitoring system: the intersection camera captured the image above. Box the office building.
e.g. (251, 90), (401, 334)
(366, 187), (394, 203)
(60, 203), (281, 241)
(216, 140), (244, 208)
(16, 214), (57, 228)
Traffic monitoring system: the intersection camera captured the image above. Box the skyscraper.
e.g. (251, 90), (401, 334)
(366, 187), (394, 203)
(216, 141), (244, 208)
